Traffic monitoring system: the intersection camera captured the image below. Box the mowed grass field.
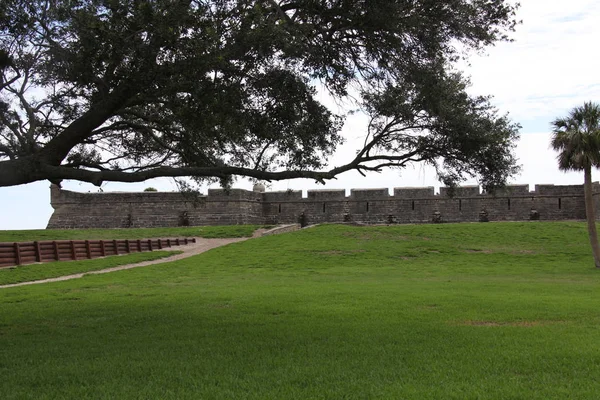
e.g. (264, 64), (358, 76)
(2, 222), (600, 399)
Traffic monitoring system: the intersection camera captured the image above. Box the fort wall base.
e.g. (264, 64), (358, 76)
(47, 183), (600, 229)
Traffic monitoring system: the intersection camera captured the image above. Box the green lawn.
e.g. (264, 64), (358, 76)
(0, 225), (262, 242)
(2, 222), (600, 399)
(0, 250), (181, 286)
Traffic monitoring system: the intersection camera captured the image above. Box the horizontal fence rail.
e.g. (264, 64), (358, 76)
(0, 238), (196, 268)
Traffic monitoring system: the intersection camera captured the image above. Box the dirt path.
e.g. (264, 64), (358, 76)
(0, 229), (269, 289)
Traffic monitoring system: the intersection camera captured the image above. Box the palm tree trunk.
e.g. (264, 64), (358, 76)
(583, 165), (600, 268)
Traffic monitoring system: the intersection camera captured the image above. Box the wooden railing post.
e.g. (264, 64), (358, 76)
(53, 241), (59, 261)
(158, 239), (162, 249)
(14, 242), (21, 265)
(148, 239), (153, 251)
(34, 241), (42, 262)
(113, 239), (119, 255)
(70, 240), (76, 260)
(85, 240), (91, 259)
(100, 240), (106, 257)
(126, 239), (130, 253)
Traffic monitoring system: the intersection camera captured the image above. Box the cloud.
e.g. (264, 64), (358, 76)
(463, 0), (600, 124)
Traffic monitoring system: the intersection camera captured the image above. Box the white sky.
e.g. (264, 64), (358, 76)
(1, 0), (600, 230)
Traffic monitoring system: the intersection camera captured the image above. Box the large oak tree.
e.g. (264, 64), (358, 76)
(0, 0), (521, 189)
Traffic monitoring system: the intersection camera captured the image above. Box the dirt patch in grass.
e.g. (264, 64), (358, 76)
(457, 320), (565, 327)
(342, 230), (415, 239)
(317, 250), (366, 255)
(462, 248), (539, 255)
(208, 303), (232, 309)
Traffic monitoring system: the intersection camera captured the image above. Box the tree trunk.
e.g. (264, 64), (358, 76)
(583, 166), (600, 268)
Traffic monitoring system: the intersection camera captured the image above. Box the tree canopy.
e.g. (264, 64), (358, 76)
(0, 0), (521, 189)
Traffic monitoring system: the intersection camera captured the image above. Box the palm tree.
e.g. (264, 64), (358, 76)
(551, 101), (600, 268)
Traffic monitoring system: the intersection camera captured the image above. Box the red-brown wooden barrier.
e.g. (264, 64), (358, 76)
(0, 237), (196, 268)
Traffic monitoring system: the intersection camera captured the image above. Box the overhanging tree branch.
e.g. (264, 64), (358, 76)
(0, 147), (443, 187)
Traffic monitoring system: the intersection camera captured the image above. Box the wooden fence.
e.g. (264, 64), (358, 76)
(0, 237), (196, 268)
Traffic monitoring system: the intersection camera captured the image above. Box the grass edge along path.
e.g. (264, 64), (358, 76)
(0, 250), (181, 286)
(0, 225), (285, 288)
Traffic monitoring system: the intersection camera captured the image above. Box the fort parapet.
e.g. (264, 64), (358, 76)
(46, 183), (600, 229)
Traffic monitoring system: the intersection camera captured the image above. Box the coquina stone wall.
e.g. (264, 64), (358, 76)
(46, 183), (600, 229)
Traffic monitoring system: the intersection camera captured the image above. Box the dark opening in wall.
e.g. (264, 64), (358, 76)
(459, 199), (462, 211)
(559, 198), (562, 209)
(366, 202), (370, 212)
(299, 212), (308, 227)
(508, 198), (511, 210)
(411, 200), (415, 211)
(323, 202), (326, 213)
(178, 211), (189, 227)
(278, 204), (281, 213)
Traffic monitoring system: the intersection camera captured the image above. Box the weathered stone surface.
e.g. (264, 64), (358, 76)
(46, 183), (600, 229)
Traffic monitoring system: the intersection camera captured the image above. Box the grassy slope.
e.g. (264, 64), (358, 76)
(2, 222), (600, 399)
(0, 225), (262, 242)
(0, 251), (181, 285)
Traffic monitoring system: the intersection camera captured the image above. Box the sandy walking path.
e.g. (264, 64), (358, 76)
(0, 229), (267, 289)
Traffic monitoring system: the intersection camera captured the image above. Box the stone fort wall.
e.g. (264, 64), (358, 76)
(46, 183), (600, 229)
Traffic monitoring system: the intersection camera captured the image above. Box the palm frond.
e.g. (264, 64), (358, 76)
(551, 102), (600, 170)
